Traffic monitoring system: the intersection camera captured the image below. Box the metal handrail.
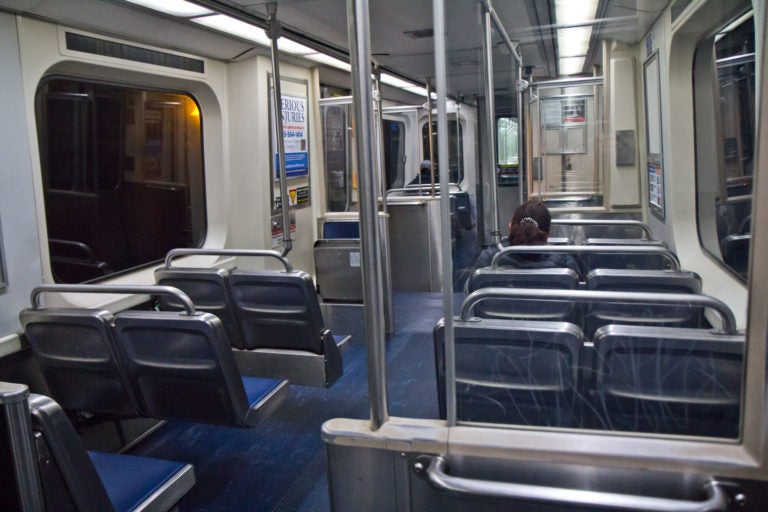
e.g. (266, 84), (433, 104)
(425, 456), (727, 512)
(163, 248), (293, 272)
(551, 219), (654, 239)
(490, 245), (680, 271)
(459, 288), (738, 335)
(387, 184), (462, 195)
(30, 284), (198, 316)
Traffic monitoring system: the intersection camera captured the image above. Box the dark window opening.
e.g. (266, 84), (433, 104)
(36, 78), (206, 283)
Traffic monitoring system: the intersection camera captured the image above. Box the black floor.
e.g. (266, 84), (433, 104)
(127, 292), (442, 512)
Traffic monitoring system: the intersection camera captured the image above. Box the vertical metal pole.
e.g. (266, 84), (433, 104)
(347, 0), (388, 429)
(517, 63), (525, 206)
(266, 3), (292, 257)
(373, 67), (395, 334)
(1, 383), (44, 512)
(482, 5), (500, 242)
(372, 67), (386, 205)
(426, 80), (436, 196)
(433, 0), (456, 426)
(456, 101), (462, 185)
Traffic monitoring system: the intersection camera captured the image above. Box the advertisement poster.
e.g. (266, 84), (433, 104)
(274, 94), (309, 180)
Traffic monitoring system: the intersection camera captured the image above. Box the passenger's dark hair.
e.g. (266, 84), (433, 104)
(508, 199), (551, 245)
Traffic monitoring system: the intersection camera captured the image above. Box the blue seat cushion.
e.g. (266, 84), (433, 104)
(333, 334), (350, 346)
(89, 451), (187, 512)
(241, 377), (284, 406)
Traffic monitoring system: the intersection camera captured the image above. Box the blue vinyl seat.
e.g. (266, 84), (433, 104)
(0, 381), (194, 512)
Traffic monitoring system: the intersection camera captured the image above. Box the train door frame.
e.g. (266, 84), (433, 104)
(325, 0), (768, 509)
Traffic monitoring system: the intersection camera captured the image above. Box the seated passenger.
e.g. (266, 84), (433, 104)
(475, 199), (580, 273)
(408, 160), (437, 186)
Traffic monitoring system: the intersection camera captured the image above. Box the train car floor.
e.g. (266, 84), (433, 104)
(126, 291), (442, 512)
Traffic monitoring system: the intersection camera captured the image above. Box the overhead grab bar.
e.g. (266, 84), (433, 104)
(459, 287), (738, 335)
(163, 248), (293, 272)
(425, 456), (728, 512)
(30, 284), (198, 316)
(490, 244), (681, 270)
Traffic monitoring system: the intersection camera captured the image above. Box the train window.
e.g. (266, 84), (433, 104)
(496, 117), (518, 167)
(422, 119), (464, 183)
(36, 78), (205, 283)
(694, 11), (754, 281)
(383, 120), (405, 189)
(321, 103), (354, 212)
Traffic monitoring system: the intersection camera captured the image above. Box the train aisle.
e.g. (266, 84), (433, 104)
(126, 292), (442, 511)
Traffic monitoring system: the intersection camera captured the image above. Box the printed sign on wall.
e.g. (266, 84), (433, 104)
(274, 94), (309, 180)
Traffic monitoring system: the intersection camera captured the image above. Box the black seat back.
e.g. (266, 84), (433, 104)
(466, 268), (580, 322)
(585, 269), (705, 336)
(29, 393), (116, 511)
(229, 270), (327, 353)
(434, 318), (584, 427)
(155, 267), (245, 349)
(593, 325), (744, 437)
(19, 308), (138, 416)
(113, 310), (255, 427)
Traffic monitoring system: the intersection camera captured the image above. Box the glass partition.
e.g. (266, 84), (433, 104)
(441, 3), (745, 442)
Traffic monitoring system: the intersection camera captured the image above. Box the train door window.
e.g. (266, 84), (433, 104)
(383, 119), (405, 189)
(496, 117), (518, 166)
(36, 78), (205, 283)
(531, 87), (604, 207)
(421, 118), (463, 184)
(497, 117), (519, 186)
(694, 10), (754, 281)
(321, 103), (355, 212)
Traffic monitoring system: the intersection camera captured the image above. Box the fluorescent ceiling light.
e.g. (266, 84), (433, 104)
(559, 57), (585, 76)
(715, 10), (753, 42)
(720, 11), (753, 35)
(275, 39), (316, 55)
(554, 0), (599, 25)
(554, 0), (599, 77)
(193, 14), (270, 44)
(125, 0), (212, 17)
(193, 14), (317, 55)
(304, 53), (351, 71)
(380, 73), (417, 89)
(403, 86), (429, 97)
(557, 27), (591, 58)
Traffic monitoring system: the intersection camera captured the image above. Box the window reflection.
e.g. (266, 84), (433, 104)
(696, 11), (754, 280)
(37, 79), (205, 283)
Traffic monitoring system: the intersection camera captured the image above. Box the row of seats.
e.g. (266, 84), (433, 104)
(491, 244), (680, 279)
(548, 219), (655, 245)
(20, 285), (289, 428)
(156, 248), (349, 387)
(1, 381), (195, 512)
(434, 290), (744, 438)
(467, 268), (706, 337)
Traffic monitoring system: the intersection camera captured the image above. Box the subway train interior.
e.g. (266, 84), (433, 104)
(1, 0), (767, 510)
